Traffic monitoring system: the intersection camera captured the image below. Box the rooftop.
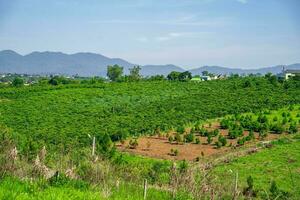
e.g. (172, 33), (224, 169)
(285, 69), (300, 73)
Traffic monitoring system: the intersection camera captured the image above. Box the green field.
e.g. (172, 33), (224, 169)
(0, 177), (182, 200)
(0, 77), (299, 155)
(1, 136), (299, 199)
(213, 135), (300, 198)
(0, 77), (299, 199)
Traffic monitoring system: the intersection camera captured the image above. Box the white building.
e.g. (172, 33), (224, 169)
(278, 68), (300, 80)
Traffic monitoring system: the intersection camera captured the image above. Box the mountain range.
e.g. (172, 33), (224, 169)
(0, 50), (299, 77)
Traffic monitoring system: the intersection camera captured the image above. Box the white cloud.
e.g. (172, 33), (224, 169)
(155, 32), (211, 42)
(88, 15), (230, 27)
(236, 0), (247, 4)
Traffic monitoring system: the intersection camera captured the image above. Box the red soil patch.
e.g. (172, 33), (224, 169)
(117, 122), (285, 161)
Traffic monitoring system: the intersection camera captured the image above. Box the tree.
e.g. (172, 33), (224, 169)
(107, 65), (123, 81)
(168, 135), (174, 143)
(207, 135), (212, 144)
(215, 141), (222, 149)
(170, 148), (179, 156)
(270, 181), (279, 198)
(128, 66), (142, 81)
(177, 126), (185, 134)
(129, 139), (138, 149)
(259, 129), (268, 140)
(243, 176), (256, 197)
(218, 135), (227, 146)
(48, 77), (59, 85)
(167, 71), (181, 81)
(249, 130), (255, 140)
(148, 75), (165, 81)
(174, 132), (183, 144)
(178, 71), (192, 82)
(202, 71), (209, 76)
(184, 133), (195, 143)
(12, 77), (24, 87)
(98, 133), (114, 157)
(288, 123), (298, 134)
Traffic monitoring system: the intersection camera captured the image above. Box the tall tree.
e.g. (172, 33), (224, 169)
(178, 71), (192, 81)
(12, 77), (24, 87)
(202, 71), (209, 76)
(167, 71), (181, 81)
(107, 65), (123, 81)
(128, 66), (142, 81)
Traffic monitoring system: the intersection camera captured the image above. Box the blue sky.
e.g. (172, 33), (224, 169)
(0, 0), (299, 69)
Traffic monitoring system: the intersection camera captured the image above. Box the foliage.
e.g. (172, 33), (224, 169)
(170, 148), (179, 156)
(218, 135), (227, 146)
(0, 77), (299, 157)
(107, 65), (123, 81)
(128, 66), (142, 81)
(184, 133), (195, 143)
(213, 137), (300, 198)
(12, 77), (24, 87)
(129, 139), (138, 149)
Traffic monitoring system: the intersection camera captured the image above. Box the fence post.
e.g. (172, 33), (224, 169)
(143, 179), (148, 200)
(233, 171), (238, 200)
(92, 136), (96, 156)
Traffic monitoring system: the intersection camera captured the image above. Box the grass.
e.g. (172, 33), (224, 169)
(212, 135), (300, 198)
(0, 177), (189, 200)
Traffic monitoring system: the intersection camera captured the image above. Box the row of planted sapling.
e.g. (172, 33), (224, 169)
(120, 107), (299, 158)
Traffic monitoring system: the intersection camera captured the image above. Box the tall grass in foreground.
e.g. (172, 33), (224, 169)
(0, 176), (189, 200)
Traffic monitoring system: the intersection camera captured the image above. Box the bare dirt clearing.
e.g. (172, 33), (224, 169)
(117, 122), (286, 161)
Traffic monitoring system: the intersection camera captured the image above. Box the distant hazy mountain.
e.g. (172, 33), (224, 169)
(189, 64), (300, 76)
(0, 50), (135, 76)
(141, 64), (184, 76)
(0, 50), (299, 76)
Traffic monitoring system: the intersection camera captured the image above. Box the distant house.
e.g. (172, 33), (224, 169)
(277, 68), (300, 80)
(201, 76), (211, 81)
(190, 77), (202, 82)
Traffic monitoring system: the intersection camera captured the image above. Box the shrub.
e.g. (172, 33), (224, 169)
(228, 126), (243, 139)
(199, 128), (208, 137)
(282, 117), (288, 125)
(12, 77), (24, 87)
(218, 135), (227, 146)
(211, 129), (220, 137)
(215, 141), (222, 149)
(271, 123), (284, 134)
(243, 176), (256, 197)
(259, 130), (268, 140)
(237, 137), (246, 146)
(249, 130), (255, 140)
(178, 160), (188, 173)
(174, 133), (183, 144)
(220, 118), (232, 129)
(288, 105), (294, 111)
(288, 123), (298, 134)
(184, 133), (195, 143)
(177, 126), (185, 134)
(129, 139), (138, 149)
(168, 135), (174, 143)
(257, 114), (268, 123)
(195, 138), (200, 144)
(270, 181), (279, 198)
(170, 148), (179, 156)
(207, 135), (212, 144)
(282, 112), (287, 117)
